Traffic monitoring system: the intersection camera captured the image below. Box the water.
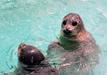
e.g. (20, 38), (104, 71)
(0, 0), (107, 75)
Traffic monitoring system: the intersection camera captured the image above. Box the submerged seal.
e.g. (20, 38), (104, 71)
(16, 43), (59, 75)
(5, 43), (59, 75)
(47, 13), (99, 75)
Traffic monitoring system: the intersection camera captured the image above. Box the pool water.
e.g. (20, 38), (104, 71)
(0, 0), (107, 75)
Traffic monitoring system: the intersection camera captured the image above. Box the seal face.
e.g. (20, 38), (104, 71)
(61, 13), (85, 40)
(47, 13), (99, 75)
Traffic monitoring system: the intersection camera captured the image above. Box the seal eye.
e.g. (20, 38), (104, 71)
(62, 20), (67, 25)
(72, 21), (77, 26)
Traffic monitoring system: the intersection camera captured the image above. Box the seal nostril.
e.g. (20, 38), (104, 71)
(72, 21), (77, 26)
(63, 29), (71, 35)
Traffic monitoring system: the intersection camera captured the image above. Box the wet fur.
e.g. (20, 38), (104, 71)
(16, 44), (58, 75)
(5, 44), (58, 75)
(15, 60), (58, 75)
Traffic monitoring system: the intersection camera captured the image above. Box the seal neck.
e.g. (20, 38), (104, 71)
(59, 35), (80, 51)
(19, 60), (50, 72)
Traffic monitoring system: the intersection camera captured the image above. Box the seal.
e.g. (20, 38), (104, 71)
(16, 43), (59, 75)
(5, 43), (59, 75)
(47, 13), (99, 75)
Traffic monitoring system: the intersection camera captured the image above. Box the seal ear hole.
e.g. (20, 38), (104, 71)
(62, 20), (67, 25)
(72, 21), (77, 26)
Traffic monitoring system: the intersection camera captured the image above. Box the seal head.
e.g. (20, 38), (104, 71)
(18, 43), (45, 66)
(61, 13), (86, 40)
